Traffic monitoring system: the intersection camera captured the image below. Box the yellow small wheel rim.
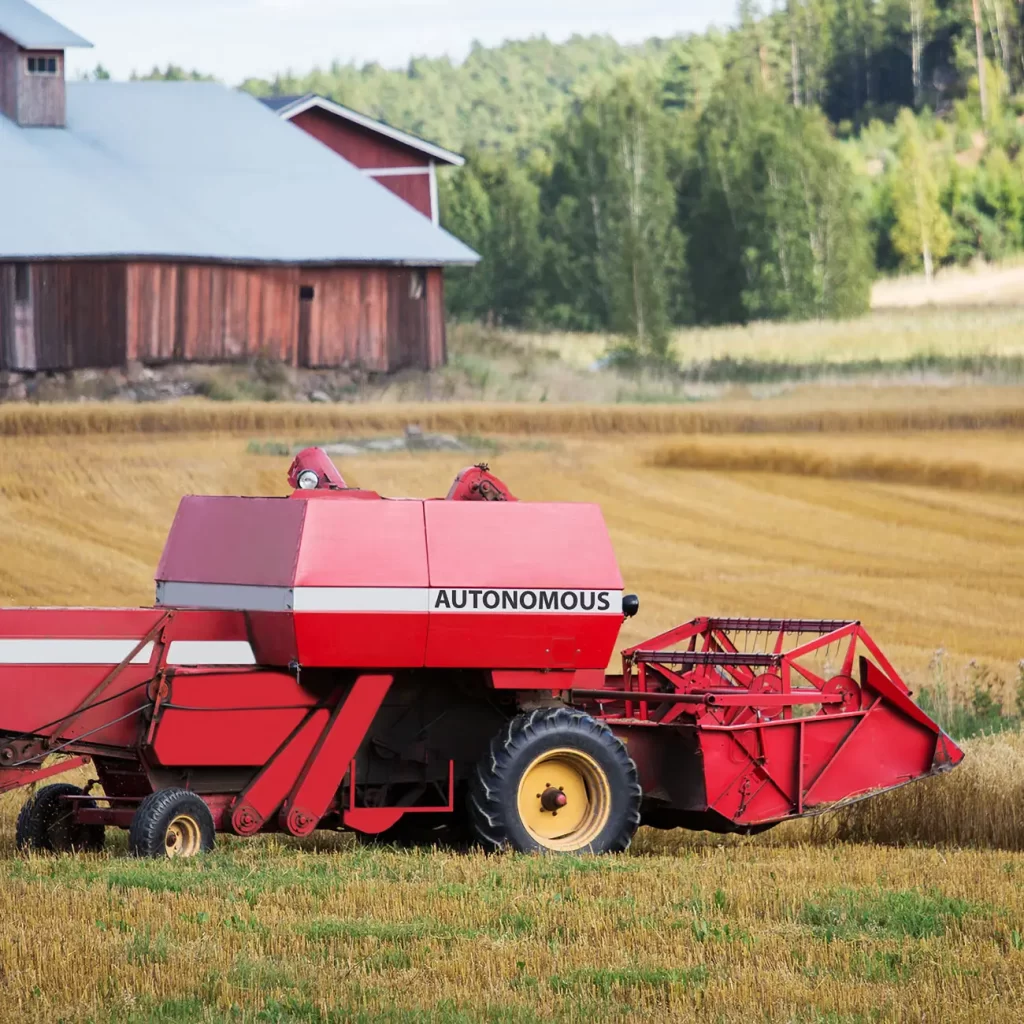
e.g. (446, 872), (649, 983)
(516, 748), (611, 851)
(164, 813), (202, 858)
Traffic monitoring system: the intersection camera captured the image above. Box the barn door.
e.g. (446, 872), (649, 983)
(297, 285), (314, 367)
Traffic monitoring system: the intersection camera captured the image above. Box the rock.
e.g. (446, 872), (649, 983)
(124, 360), (147, 384)
(364, 437), (407, 452)
(320, 443), (364, 457)
(429, 433), (465, 450)
(309, 390), (331, 403)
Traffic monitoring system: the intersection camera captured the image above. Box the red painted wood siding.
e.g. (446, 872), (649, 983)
(127, 264), (299, 363)
(291, 107), (431, 169)
(125, 263), (445, 372)
(375, 173), (432, 219)
(2, 262), (445, 374)
(299, 267), (442, 372)
(288, 107), (436, 219)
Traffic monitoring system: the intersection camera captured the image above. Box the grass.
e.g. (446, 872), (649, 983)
(0, 832), (1021, 1022)
(504, 306), (1024, 373)
(8, 303), (1024, 410)
(0, 404), (1022, 1021)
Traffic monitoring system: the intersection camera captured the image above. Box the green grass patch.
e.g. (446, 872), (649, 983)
(123, 926), (170, 964)
(847, 948), (922, 983)
(298, 917), (464, 944)
(798, 887), (982, 940)
(548, 965), (708, 997)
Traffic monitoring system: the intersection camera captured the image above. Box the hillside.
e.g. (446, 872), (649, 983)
(237, 34), (678, 157)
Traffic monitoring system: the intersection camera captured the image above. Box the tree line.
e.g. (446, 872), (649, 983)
(123, 1), (1024, 344)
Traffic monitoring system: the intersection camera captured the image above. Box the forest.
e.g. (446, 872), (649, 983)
(144, 2), (1024, 357)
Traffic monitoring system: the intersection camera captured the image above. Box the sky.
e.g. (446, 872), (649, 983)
(36, 1), (728, 84)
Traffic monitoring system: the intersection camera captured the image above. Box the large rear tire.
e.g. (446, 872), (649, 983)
(469, 708), (641, 854)
(129, 788), (215, 859)
(15, 783), (105, 853)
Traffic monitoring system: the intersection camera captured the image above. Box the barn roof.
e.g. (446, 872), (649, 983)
(0, 81), (479, 265)
(0, 0), (92, 49)
(263, 93), (465, 167)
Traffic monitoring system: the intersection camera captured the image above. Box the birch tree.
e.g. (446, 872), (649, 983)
(890, 109), (952, 281)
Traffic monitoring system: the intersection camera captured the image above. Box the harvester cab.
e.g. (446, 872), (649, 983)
(0, 448), (963, 859)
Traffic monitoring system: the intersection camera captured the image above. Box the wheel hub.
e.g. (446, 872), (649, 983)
(165, 813), (201, 858)
(517, 748), (612, 850)
(540, 786), (568, 812)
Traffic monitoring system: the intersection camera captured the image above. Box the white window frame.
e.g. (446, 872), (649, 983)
(26, 55), (59, 76)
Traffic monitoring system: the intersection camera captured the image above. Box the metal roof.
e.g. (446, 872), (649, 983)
(0, 82), (479, 265)
(0, 0), (92, 49)
(262, 93), (465, 167)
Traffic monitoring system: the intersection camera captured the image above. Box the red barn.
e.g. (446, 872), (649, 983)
(262, 94), (464, 225)
(0, 2), (478, 379)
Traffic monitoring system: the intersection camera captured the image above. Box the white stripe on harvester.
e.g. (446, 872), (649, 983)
(156, 581), (292, 612)
(0, 639), (257, 667)
(155, 582), (625, 615)
(166, 641), (256, 666)
(290, 587), (429, 612)
(0, 639), (155, 665)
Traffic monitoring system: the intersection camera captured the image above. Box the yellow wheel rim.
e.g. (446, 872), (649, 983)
(164, 813), (201, 858)
(516, 748), (611, 851)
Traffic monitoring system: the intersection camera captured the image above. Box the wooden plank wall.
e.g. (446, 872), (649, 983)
(16, 51), (65, 127)
(12, 262), (128, 371)
(0, 262), (444, 374)
(0, 36), (18, 123)
(126, 264), (177, 362)
(426, 269), (446, 369)
(127, 264), (300, 364)
(301, 268), (390, 371)
(0, 265), (12, 372)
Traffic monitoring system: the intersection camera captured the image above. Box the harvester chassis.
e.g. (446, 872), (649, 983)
(0, 452), (963, 857)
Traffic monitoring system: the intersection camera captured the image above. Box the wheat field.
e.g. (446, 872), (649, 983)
(0, 400), (1023, 1022)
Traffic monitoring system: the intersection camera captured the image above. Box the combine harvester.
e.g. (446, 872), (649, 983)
(0, 450), (963, 857)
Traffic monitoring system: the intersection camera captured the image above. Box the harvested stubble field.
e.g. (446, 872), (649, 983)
(0, 392), (1023, 1023)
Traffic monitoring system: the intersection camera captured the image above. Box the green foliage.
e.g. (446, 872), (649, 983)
(223, 5), (1024, 328)
(542, 75), (685, 356)
(798, 888), (981, 941)
(685, 78), (872, 323)
(889, 109), (953, 278)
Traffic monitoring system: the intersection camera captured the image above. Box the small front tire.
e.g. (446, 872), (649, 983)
(15, 783), (104, 854)
(129, 788), (215, 859)
(469, 708), (641, 854)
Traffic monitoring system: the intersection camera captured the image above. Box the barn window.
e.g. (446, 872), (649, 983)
(299, 285), (315, 300)
(409, 271), (425, 300)
(26, 56), (58, 75)
(14, 264), (30, 303)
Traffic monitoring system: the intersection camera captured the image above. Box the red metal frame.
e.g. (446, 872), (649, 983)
(587, 618), (965, 827)
(343, 759), (456, 835)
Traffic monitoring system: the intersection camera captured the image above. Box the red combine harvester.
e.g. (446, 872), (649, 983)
(0, 450), (963, 857)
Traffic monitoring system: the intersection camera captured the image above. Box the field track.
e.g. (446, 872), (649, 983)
(1, 386), (1024, 437)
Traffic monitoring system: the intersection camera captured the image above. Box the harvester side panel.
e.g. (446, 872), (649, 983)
(423, 502), (624, 669)
(0, 607), (251, 753)
(150, 669), (319, 766)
